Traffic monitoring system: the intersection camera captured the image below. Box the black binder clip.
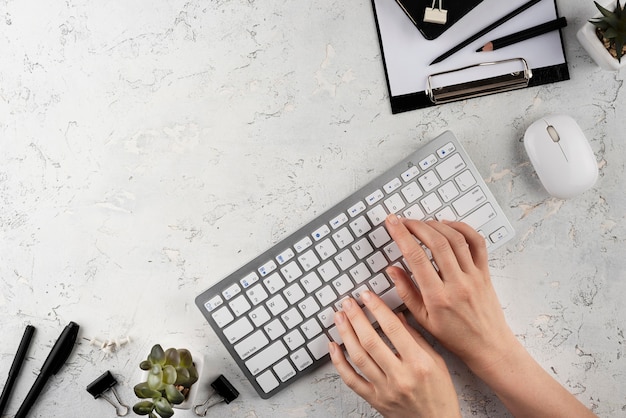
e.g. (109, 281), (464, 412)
(86, 371), (130, 416)
(193, 375), (239, 416)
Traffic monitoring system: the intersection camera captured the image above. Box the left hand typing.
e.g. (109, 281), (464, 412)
(328, 290), (461, 418)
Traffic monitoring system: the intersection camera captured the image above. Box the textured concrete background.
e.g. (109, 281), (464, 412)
(1, 0), (624, 416)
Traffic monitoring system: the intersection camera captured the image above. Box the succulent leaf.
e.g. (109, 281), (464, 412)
(164, 384), (186, 404)
(154, 397), (175, 418)
(132, 400), (155, 415)
(162, 365), (178, 385)
(164, 348), (180, 367)
(148, 344), (166, 365)
(134, 382), (162, 399)
(178, 349), (193, 368)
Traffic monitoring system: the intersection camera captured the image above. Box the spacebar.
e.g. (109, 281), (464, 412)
(245, 341), (288, 376)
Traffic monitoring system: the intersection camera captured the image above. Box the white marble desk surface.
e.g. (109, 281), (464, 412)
(1, 0), (624, 417)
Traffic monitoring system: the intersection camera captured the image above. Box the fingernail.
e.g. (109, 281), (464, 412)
(387, 213), (400, 225)
(342, 298), (353, 310)
(328, 342), (336, 356)
(334, 310), (345, 325)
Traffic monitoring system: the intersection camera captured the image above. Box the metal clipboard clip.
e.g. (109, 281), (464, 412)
(426, 58), (532, 104)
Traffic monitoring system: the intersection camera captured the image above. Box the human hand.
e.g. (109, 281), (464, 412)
(384, 214), (518, 374)
(328, 290), (461, 418)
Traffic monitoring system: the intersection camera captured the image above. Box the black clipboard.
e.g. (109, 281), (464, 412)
(371, 0), (570, 114)
(395, 0), (484, 40)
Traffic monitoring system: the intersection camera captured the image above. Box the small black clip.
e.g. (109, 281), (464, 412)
(86, 371), (130, 416)
(193, 375), (239, 416)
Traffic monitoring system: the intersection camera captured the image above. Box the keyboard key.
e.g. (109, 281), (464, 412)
(318, 260), (339, 282)
(352, 285), (369, 305)
(332, 274), (354, 296)
(332, 226), (354, 249)
(229, 295), (251, 316)
(301, 272), (323, 293)
(384, 193), (405, 213)
(418, 171), (440, 192)
(264, 319), (286, 340)
(403, 203), (425, 220)
(284, 329), (305, 350)
(349, 262), (370, 284)
(223, 317), (254, 344)
(349, 215), (371, 237)
(249, 306), (271, 327)
(212, 307), (234, 328)
(256, 370), (280, 393)
(247, 343), (286, 374)
(436, 141), (456, 158)
(276, 248), (295, 265)
(291, 348), (313, 371)
(259, 260), (277, 277)
(369, 273), (390, 294)
(419, 154), (437, 170)
(312, 225), (331, 241)
(266, 294), (288, 316)
(348, 201), (366, 217)
(280, 261), (302, 282)
(315, 285), (337, 307)
(222, 283), (241, 300)
(274, 359), (296, 382)
(307, 334), (330, 360)
(383, 177), (402, 193)
(462, 203), (496, 230)
(294, 236), (313, 253)
(298, 250), (320, 271)
(298, 296), (320, 318)
(284, 283), (305, 305)
(234, 330), (269, 360)
(369, 226), (391, 248)
(335, 249), (357, 271)
(452, 186), (487, 217)
(438, 181), (459, 203)
(239, 272), (259, 289)
(455, 170), (476, 191)
(352, 238), (373, 259)
(300, 318), (322, 339)
(328, 326), (343, 345)
(489, 226), (509, 243)
(436, 153), (466, 180)
(365, 189), (385, 205)
(401, 181), (423, 203)
(317, 306), (336, 328)
(204, 295), (223, 312)
(315, 238), (337, 260)
(421, 193), (443, 214)
(281, 307), (303, 329)
(246, 285), (269, 305)
(435, 206), (456, 222)
(401, 165), (419, 182)
(366, 204), (387, 226)
(329, 213), (348, 229)
(366, 251), (388, 273)
(263, 273), (285, 294)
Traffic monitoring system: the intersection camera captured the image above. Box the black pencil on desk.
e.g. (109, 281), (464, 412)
(430, 0), (543, 65)
(477, 16), (567, 52)
(0, 325), (36, 415)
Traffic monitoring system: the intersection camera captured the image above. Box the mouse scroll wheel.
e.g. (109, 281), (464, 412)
(546, 125), (560, 142)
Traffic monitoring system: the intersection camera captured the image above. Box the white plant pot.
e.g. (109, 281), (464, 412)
(137, 350), (206, 411)
(577, 0), (626, 71)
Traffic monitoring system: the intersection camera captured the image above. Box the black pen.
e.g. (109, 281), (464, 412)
(477, 17), (567, 52)
(0, 325), (36, 416)
(15, 321), (79, 418)
(430, 0), (543, 65)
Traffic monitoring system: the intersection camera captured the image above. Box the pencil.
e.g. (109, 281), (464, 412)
(430, 0), (543, 65)
(477, 17), (567, 52)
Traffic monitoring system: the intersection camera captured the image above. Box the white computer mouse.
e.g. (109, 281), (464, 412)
(523, 114), (598, 199)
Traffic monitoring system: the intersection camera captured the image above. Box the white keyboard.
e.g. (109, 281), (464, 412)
(195, 131), (514, 398)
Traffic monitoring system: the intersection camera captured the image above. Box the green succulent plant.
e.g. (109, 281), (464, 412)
(590, 1), (626, 62)
(133, 344), (199, 418)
